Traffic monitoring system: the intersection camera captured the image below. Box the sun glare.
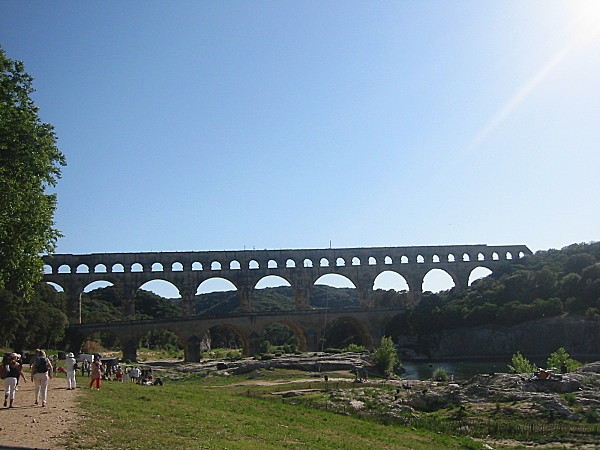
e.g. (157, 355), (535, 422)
(568, 0), (600, 45)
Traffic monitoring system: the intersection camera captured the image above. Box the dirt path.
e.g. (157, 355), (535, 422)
(0, 375), (81, 449)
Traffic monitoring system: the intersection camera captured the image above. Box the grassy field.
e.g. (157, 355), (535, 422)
(67, 370), (484, 449)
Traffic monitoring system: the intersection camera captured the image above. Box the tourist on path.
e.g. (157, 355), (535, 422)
(31, 349), (53, 407)
(65, 352), (77, 390)
(3, 353), (27, 408)
(89, 357), (102, 390)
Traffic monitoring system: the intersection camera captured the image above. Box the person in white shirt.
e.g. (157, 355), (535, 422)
(65, 353), (77, 390)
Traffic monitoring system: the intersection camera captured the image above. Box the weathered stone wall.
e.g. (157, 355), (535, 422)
(421, 316), (600, 360)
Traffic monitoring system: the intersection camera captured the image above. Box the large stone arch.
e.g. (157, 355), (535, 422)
(422, 268), (457, 293)
(323, 316), (372, 350)
(260, 320), (307, 352)
(204, 322), (249, 356)
(468, 265), (494, 286)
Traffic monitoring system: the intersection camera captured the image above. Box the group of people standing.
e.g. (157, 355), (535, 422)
(2, 349), (54, 408)
(3, 350), (160, 408)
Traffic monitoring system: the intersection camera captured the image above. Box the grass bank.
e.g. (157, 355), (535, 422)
(68, 371), (483, 449)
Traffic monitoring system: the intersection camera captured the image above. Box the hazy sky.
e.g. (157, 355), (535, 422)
(2, 1), (599, 262)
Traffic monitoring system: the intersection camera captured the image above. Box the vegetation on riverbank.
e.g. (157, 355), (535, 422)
(67, 369), (482, 450)
(65, 359), (600, 449)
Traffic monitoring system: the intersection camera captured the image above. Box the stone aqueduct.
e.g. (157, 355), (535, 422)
(43, 244), (531, 362)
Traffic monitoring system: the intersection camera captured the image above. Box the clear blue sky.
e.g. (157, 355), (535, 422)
(2, 1), (599, 270)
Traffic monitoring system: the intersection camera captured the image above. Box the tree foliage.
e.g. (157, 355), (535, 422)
(0, 47), (66, 298)
(507, 351), (537, 374)
(373, 336), (399, 375)
(547, 347), (581, 372)
(407, 241), (600, 334)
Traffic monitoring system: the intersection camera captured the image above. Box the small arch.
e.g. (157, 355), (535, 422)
(320, 258), (330, 267)
(112, 263), (125, 273)
(368, 257), (376, 265)
(336, 257), (345, 267)
(211, 261), (222, 270)
(76, 264), (89, 274)
(447, 254), (455, 262)
(94, 264), (107, 273)
(151, 262), (163, 272)
(384, 256), (393, 265)
(416, 255), (425, 264)
(432, 255), (440, 263)
(303, 259), (313, 268)
(286, 259), (296, 268)
(477, 253), (485, 261)
(192, 262), (203, 271)
(268, 259), (277, 269)
(352, 257), (360, 266)
(492, 252), (499, 261)
(58, 264), (71, 273)
(462, 253), (470, 262)
(43, 265), (53, 274)
(518, 251), (526, 259)
(131, 263), (143, 272)
(172, 262), (184, 271)
(230, 260), (241, 270)
(506, 252), (513, 260)
(401, 256), (409, 264)
(249, 260), (259, 269)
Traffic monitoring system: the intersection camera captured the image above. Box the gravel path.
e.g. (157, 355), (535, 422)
(0, 374), (81, 449)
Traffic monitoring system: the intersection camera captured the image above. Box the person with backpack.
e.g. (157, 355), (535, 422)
(3, 353), (27, 408)
(31, 349), (53, 407)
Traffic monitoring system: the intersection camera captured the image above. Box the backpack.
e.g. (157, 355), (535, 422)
(36, 357), (49, 373)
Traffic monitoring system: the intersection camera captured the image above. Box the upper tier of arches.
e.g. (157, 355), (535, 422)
(43, 244), (531, 275)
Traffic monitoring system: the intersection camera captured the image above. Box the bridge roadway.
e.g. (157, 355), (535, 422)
(43, 244), (532, 361)
(70, 306), (406, 362)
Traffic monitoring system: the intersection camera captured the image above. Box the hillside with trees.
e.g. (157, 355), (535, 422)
(406, 241), (600, 336)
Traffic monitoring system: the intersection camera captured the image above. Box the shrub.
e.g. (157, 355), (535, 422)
(373, 336), (399, 375)
(547, 347), (581, 372)
(343, 343), (367, 353)
(432, 366), (449, 382)
(508, 352), (537, 374)
(261, 341), (273, 354)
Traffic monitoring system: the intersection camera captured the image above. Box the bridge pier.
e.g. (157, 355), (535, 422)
(185, 336), (201, 362)
(122, 339), (138, 363)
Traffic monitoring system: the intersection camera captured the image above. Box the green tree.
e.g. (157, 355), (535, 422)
(547, 347), (581, 372)
(0, 47), (66, 298)
(508, 351), (537, 373)
(373, 336), (399, 375)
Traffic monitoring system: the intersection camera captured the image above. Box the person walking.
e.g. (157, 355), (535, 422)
(89, 357), (102, 390)
(65, 352), (77, 390)
(31, 349), (53, 407)
(3, 353), (27, 408)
